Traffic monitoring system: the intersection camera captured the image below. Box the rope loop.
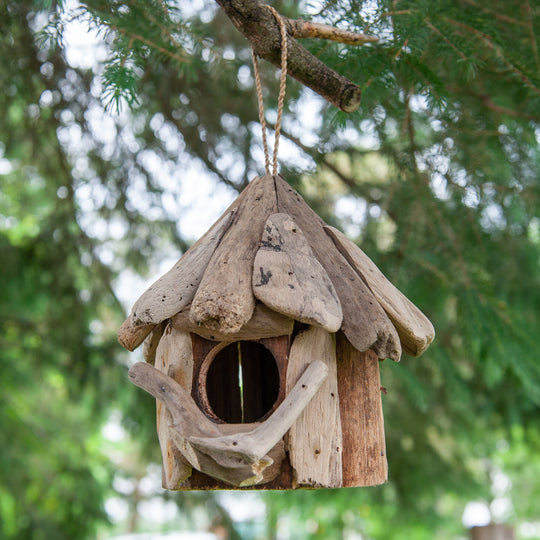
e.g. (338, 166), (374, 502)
(252, 5), (288, 177)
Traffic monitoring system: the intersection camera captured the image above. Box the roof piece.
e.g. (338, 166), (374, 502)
(118, 174), (434, 361)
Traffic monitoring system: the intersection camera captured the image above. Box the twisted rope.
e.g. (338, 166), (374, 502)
(251, 5), (288, 177)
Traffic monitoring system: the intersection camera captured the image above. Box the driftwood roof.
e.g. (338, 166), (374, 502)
(118, 175), (434, 361)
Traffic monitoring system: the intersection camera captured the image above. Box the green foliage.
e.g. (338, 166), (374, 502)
(1, 0), (540, 538)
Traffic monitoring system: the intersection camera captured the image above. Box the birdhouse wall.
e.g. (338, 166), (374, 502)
(336, 333), (388, 486)
(286, 326), (343, 488)
(148, 324), (387, 490)
(154, 326), (194, 489)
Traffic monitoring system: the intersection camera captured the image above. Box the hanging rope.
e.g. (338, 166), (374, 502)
(251, 5), (288, 177)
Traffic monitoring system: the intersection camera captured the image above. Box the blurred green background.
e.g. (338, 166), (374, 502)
(1, 1), (540, 539)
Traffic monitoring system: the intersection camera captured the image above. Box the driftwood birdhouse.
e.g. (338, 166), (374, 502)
(118, 174), (434, 490)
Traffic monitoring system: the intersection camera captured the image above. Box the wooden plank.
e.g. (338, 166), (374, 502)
(204, 341), (243, 423)
(189, 360), (328, 468)
(190, 175), (278, 334)
(336, 333), (388, 486)
(172, 301), (293, 341)
(325, 226), (435, 356)
(286, 326), (343, 488)
(253, 213), (342, 332)
(127, 210), (235, 326)
(240, 341), (281, 423)
(274, 175), (401, 361)
(117, 208), (234, 352)
(154, 326), (195, 488)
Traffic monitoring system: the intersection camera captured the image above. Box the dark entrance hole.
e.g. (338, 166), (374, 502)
(205, 341), (280, 423)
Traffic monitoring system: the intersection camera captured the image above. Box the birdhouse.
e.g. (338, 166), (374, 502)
(118, 174), (434, 490)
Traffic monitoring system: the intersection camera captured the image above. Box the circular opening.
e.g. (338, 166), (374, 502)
(205, 341), (280, 424)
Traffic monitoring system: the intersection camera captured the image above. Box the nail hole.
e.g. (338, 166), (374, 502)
(232, 441), (238, 446)
(302, 384), (306, 388)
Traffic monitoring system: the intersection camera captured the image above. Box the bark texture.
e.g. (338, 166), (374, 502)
(214, 0), (363, 112)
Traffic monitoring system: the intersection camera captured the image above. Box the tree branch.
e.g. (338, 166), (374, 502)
(214, 0), (372, 112)
(288, 20), (378, 46)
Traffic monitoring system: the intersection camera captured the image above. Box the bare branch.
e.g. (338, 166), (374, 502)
(214, 0), (366, 112)
(288, 19), (378, 46)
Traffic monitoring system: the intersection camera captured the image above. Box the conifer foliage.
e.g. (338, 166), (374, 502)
(1, 0), (539, 538)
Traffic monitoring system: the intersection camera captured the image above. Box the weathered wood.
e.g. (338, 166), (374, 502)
(190, 175), (278, 333)
(186, 451), (294, 490)
(325, 226), (435, 356)
(181, 426), (286, 489)
(286, 327), (342, 488)
(274, 175), (401, 361)
(240, 340), (281, 423)
(336, 333), (387, 486)
(128, 210), (235, 326)
(129, 362), (222, 440)
(155, 326), (194, 488)
(118, 319), (155, 352)
(142, 320), (167, 365)
(253, 213), (342, 332)
(173, 301), (293, 341)
(168, 433), (274, 488)
(470, 524), (515, 540)
(117, 210), (235, 352)
(189, 360), (329, 468)
(129, 362), (279, 486)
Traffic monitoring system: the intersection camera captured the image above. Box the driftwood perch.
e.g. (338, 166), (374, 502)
(129, 358), (327, 486)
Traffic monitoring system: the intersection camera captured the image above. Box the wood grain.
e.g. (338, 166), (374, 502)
(274, 175), (401, 361)
(336, 333), (388, 486)
(154, 326), (194, 488)
(190, 175), (278, 333)
(286, 327), (343, 488)
(253, 213), (342, 332)
(325, 226), (435, 356)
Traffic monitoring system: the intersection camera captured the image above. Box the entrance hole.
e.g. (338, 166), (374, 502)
(205, 341), (280, 423)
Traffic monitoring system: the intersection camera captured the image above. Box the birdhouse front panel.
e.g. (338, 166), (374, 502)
(119, 174), (435, 490)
